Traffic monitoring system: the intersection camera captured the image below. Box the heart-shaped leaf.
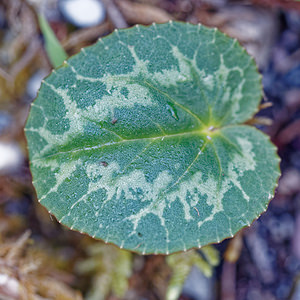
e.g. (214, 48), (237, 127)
(25, 22), (280, 254)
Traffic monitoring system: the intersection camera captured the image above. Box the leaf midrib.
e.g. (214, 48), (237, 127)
(142, 80), (206, 127)
(31, 129), (205, 163)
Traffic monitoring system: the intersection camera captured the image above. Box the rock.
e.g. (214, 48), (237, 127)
(0, 142), (23, 174)
(182, 266), (215, 300)
(27, 70), (49, 99)
(58, 0), (106, 28)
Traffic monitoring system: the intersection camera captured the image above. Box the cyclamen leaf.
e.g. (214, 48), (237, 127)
(25, 22), (280, 255)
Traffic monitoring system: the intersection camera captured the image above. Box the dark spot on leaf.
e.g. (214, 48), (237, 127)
(100, 161), (108, 167)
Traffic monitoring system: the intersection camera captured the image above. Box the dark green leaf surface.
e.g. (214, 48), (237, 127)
(25, 22), (280, 254)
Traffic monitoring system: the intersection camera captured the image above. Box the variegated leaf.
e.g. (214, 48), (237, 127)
(25, 22), (280, 254)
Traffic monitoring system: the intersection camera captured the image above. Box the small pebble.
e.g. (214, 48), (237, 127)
(0, 142), (23, 173)
(27, 70), (49, 99)
(59, 0), (106, 28)
(182, 266), (215, 300)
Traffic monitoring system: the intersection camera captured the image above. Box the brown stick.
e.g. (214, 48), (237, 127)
(62, 21), (111, 51)
(116, 0), (173, 25)
(101, 0), (128, 29)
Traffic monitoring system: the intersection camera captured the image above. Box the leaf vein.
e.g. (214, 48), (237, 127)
(143, 80), (206, 127)
(31, 130), (200, 163)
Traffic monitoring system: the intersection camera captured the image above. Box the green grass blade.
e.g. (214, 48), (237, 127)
(38, 15), (68, 68)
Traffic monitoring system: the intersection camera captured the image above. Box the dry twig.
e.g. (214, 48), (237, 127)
(63, 22), (111, 52)
(116, 0), (173, 25)
(101, 0), (128, 29)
